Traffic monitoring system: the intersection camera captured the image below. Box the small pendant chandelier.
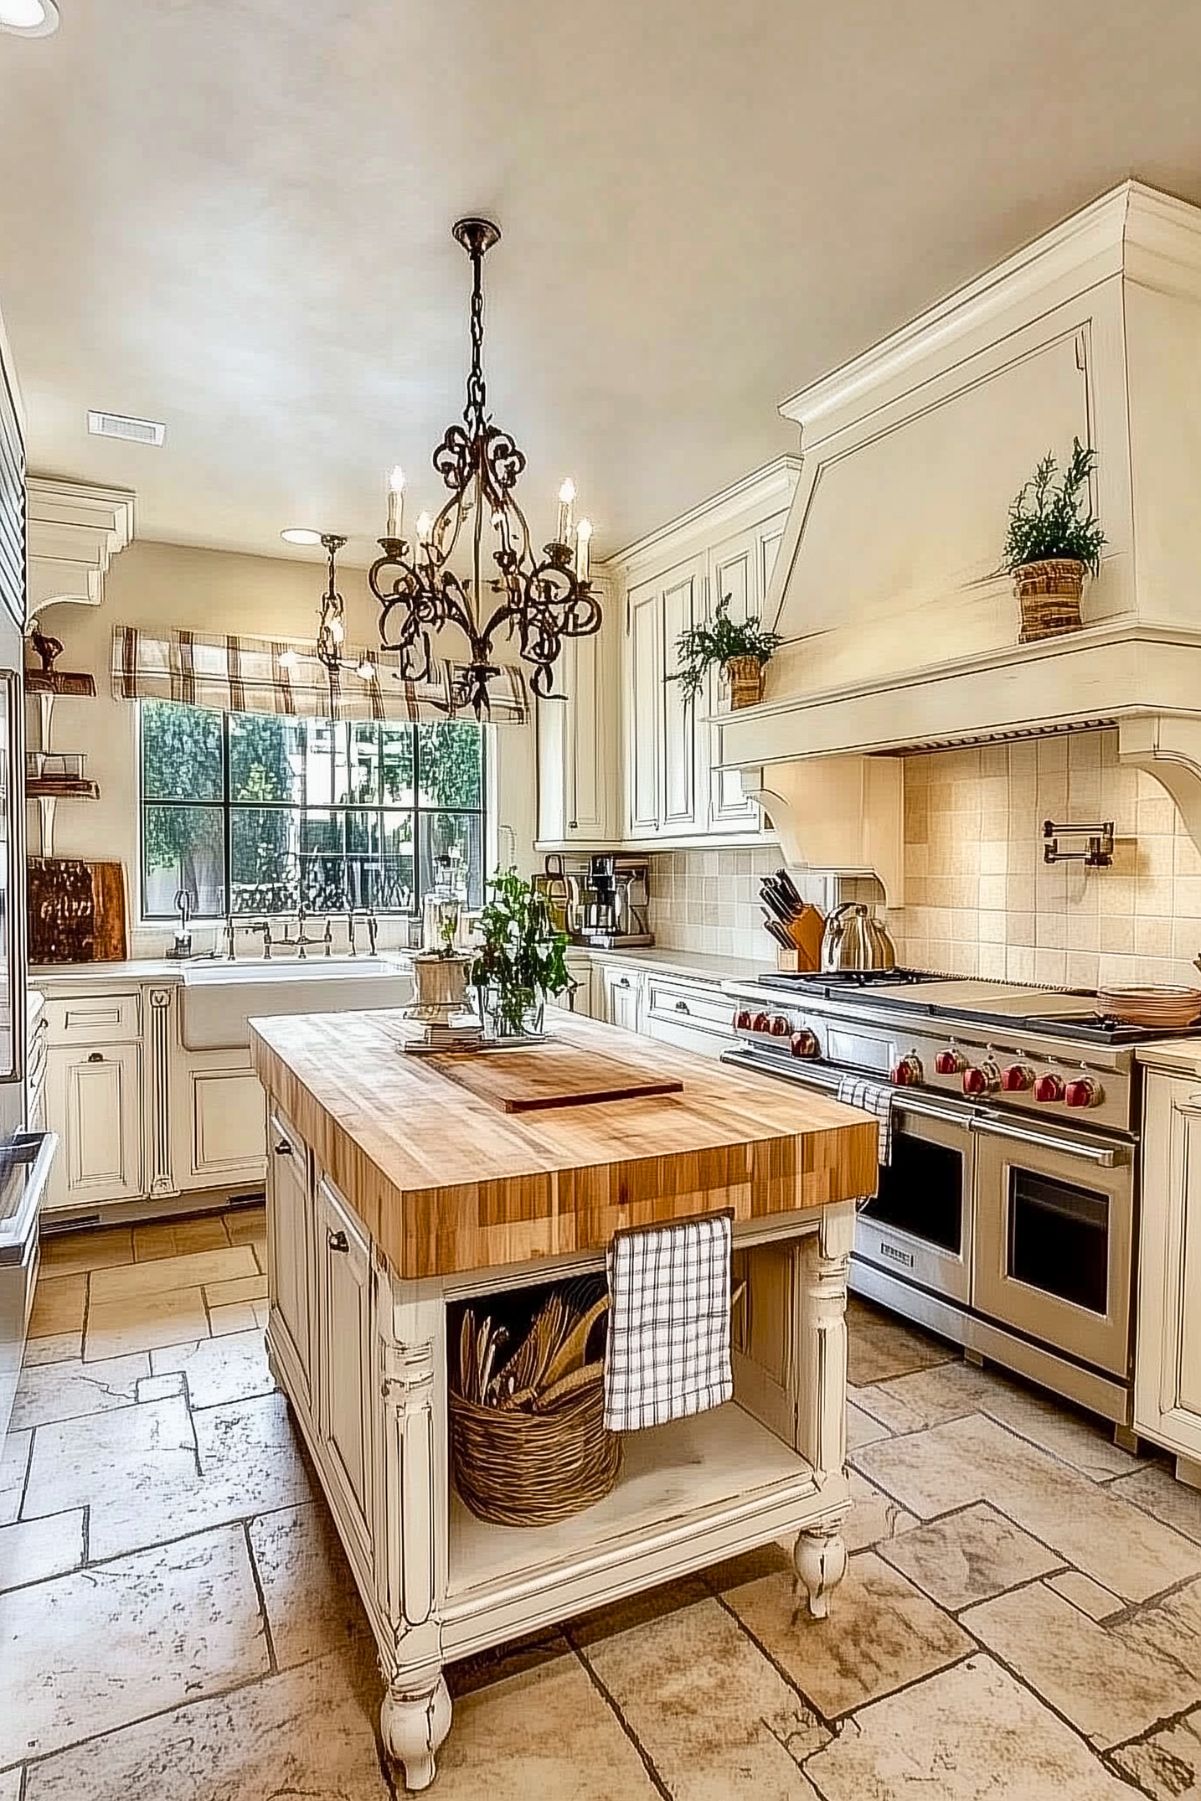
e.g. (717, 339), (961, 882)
(370, 218), (601, 717)
(314, 532), (376, 682)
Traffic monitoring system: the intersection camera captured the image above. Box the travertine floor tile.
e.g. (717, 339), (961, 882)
(135, 1371), (184, 1403)
(204, 1272), (267, 1307)
(132, 1215), (230, 1261)
(12, 1351), (148, 1430)
(961, 1580), (1197, 1748)
(22, 1649), (386, 1801)
(804, 1653), (1134, 1798)
(975, 1384), (1142, 1481)
(846, 1401), (890, 1449)
(222, 1204), (266, 1249)
(1112, 1706), (1201, 1799)
(584, 1594), (828, 1797)
(84, 1286), (209, 1360)
(90, 1245), (256, 1303)
(209, 1298), (268, 1336)
(0, 1524), (267, 1765)
(1111, 1463), (1201, 1545)
(568, 1572), (710, 1645)
(852, 1359), (1017, 1434)
(431, 1657), (660, 1798)
(879, 1501), (1060, 1610)
(248, 1500), (368, 1669)
(845, 1299), (957, 1386)
(39, 1226), (133, 1277)
(449, 1624), (572, 1698)
(854, 1412), (1201, 1601)
(151, 1328), (275, 1408)
(0, 1768), (20, 1801)
(22, 1330), (82, 1366)
(725, 1550), (971, 1717)
(1048, 1569), (1123, 1621)
(843, 1470), (919, 1554)
(1117, 1574), (1201, 1682)
(0, 1508), (84, 1592)
(0, 1428), (30, 1527)
(23, 1394), (199, 1552)
(28, 1273), (86, 1339)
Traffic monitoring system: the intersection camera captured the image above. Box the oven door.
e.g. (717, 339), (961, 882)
(856, 1099), (975, 1304)
(971, 1114), (1133, 1376)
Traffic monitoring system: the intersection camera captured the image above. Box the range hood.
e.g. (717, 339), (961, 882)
(716, 182), (1201, 901)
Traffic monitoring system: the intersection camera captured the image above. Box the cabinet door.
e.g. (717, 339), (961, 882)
(661, 564), (703, 832)
(600, 966), (642, 1032)
(316, 1176), (374, 1557)
(266, 1110), (313, 1408)
(567, 628), (609, 839)
(184, 1066), (267, 1187)
(626, 581), (662, 836)
(43, 1043), (143, 1211)
(707, 531), (760, 828)
(1135, 1074), (1201, 1457)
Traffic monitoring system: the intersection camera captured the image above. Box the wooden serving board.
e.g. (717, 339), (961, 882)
(428, 1040), (684, 1113)
(27, 856), (129, 963)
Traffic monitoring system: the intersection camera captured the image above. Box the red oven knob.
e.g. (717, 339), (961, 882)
(1065, 1076), (1102, 1109)
(1034, 1073), (1065, 1103)
(935, 1048), (965, 1075)
(1000, 1063), (1034, 1093)
(962, 1064), (997, 1095)
(890, 1054), (923, 1086)
(790, 1030), (819, 1059)
(734, 1009), (753, 1031)
(752, 1012), (771, 1034)
(769, 1014), (792, 1038)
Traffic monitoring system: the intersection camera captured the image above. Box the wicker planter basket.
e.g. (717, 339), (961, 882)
(449, 1373), (621, 1527)
(1014, 558), (1085, 643)
(725, 654), (765, 709)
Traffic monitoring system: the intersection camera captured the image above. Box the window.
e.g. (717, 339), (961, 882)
(140, 701), (486, 919)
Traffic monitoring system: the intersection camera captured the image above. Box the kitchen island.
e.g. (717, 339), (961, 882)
(248, 1008), (876, 1792)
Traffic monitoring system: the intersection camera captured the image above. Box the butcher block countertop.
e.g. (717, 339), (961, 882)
(249, 1009), (877, 1280)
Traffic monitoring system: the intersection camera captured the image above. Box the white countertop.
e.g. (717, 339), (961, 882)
(575, 945), (765, 985)
(29, 954), (414, 992)
(1136, 1040), (1201, 1078)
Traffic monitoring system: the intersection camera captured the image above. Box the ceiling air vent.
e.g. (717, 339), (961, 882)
(87, 409), (165, 446)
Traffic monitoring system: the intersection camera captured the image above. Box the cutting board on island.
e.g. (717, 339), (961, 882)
(428, 1038), (684, 1113)
(27, 857), (129, 963)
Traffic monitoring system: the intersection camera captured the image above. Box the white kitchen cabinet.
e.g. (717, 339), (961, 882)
(548, 954), (594, 1018)
(316, 1174), (375, 1559)
(43, 1042), (143, 1211)
(176, 1057), (267, 1189)
(623, 555), (706, 840)
(706, 516), (787, 830)
(535, 578), (619, 849)
(641, 974), (737, 1059)
(1135, 1070), (1201, 1480)
(626, 580), (662, 836)
(266, 1109), (314, 1410)
(598, 963), (644, 1031)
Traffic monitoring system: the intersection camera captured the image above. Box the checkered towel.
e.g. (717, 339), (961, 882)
(837, 1074), (893, 1166)
(603, 1214), (733, 1432)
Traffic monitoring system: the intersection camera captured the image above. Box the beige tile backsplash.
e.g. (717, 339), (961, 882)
(647, 845), (837, 960)
(889, 729), (1201, 989)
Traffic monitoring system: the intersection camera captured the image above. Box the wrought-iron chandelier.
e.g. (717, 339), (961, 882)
(370, 218), (602, 717)
(313, 531), (376, 681)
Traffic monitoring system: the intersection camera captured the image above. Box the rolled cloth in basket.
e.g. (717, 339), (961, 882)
(603, 1213), (733, 1432)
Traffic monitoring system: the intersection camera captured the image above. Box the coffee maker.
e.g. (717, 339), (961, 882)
(565, 854), (653, 948)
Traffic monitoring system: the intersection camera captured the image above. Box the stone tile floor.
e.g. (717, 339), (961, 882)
(4, 1205), (1201, 1797)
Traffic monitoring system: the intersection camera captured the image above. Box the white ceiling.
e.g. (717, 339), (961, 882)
(3, 0), (1201, 566)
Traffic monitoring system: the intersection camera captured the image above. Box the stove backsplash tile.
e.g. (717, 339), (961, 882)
(889, 729), (1201, 989)
(645, 846), (830, 960)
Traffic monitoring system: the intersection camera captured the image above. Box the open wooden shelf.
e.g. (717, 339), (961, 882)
(24, 669), (96, 697)
(26, 777), (100, 800)
(446, 1400), (814, 1601)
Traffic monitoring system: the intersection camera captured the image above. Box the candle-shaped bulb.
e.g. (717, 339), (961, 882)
(556, 477), (576, 544)
(416, 510), (433, 543)
(356, 657), (377, 681)
(279, 648), (300, 670)
(575, 516), (593, 580)
(386, 465), (406, 539)
(329, 617), (345, 645)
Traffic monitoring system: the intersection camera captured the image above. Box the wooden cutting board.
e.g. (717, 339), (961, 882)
(428, 1039), (684, 1113)
(27, 857), (129, 963)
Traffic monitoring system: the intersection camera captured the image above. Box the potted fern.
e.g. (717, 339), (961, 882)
(470, 866), (571, 1040)
(669, 593), (782, 709)
(1003, 438), (1106, 642)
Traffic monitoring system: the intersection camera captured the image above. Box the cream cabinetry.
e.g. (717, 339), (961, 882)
(612, 459), (798, 847)
(43, 1037), (143, 1212)
(1135, 1069), (1201, 1480)
(316, 1174), (375, 1560)
(597, 962), (644, 1031)
(173, 1053), (266, 1190)
(535, 578), (620, 849)
(640, 973), (736, 1060)
(266, 1109), (314, 1410)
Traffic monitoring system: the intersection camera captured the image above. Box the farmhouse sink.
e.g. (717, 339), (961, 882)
(180, 955), (413, 1051)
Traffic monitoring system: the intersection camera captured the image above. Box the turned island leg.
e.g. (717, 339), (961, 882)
(793, 1199), (854, 1618)
(381, 1672), (452, 1792)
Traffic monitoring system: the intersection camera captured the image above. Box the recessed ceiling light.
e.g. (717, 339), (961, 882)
(280, 528), (322, 546)
(0, 0), (60, 38)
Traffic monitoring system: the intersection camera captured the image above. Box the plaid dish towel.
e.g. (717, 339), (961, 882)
(603, 1214), (733, 1432)
(837, 1073), (893, 1166)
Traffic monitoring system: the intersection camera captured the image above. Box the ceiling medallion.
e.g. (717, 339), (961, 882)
(370, 218), (601, 717)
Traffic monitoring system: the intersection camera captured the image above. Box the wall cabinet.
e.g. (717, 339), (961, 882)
(43, 1041), (143, 1211)
(1135, 1070), (1201, 1480)
(535, 579), (619, 849)
(316, 1174), (375, 1559)
(266, 1109), (314, 1411)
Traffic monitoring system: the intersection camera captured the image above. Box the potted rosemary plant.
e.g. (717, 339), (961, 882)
(670, 593), (782, 709)
(470, 867), (571, 1040)
(1002, 438), (1106, 642)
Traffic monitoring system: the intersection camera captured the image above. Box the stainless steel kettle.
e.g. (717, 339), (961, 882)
(821, 902), (897, 973)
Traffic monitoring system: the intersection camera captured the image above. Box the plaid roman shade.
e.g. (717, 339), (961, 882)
(111, 626), (529, 725)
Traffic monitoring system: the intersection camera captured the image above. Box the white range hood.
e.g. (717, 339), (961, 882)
(716, 182), (1201, 901)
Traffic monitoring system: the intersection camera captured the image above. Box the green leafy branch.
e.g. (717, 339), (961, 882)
(1002, 438), (1107, 576)
(668, 595), (782, 702)
(469, 866), (570, 1033)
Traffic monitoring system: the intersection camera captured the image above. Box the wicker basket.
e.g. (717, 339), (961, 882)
(449, 1371), (621, 1527)
(725, 654), (764, 709)
(1014, 558), (1085, 643)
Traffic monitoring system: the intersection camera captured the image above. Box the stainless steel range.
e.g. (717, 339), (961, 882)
(721, 970), (1199, 1429)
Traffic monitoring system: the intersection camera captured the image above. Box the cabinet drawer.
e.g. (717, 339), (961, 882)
(45, 991), (141, 1046)
(644, 977), (735, 1040)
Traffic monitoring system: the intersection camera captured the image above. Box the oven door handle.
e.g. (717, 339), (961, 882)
(969, 1115), (1124, 1167)
(894, 1098), (973, 1129)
